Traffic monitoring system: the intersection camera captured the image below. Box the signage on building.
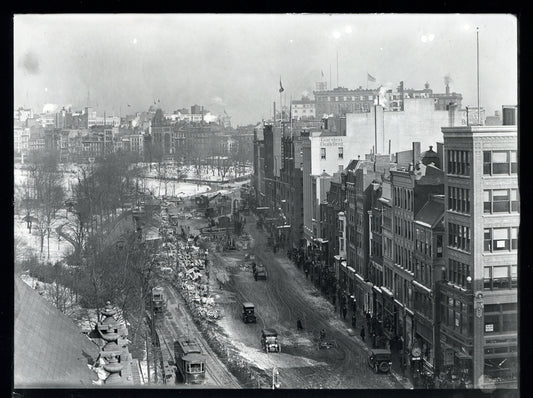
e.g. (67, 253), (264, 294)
(319, 137), (343, 147)
(485, 323), (494, 332)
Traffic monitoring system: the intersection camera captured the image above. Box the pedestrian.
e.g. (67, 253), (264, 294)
(297, 318), (303, 331)
(342, 305), (347, 320)
(351, 314), (356, 328)
(360, 326), (366, 341)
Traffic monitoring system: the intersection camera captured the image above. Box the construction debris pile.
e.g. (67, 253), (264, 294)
(157, 202), (221, 322)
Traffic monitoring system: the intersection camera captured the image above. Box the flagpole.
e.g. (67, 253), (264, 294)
(476, 26), (480, 125)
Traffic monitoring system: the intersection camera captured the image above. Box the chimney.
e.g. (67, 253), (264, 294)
(412, 142), (421, 166)
(437, 142), (444, 169)
(445, 82), (450, 96)
(502, 105), (517, 125)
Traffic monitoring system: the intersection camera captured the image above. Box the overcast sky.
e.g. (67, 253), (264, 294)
(14, 14), (517, 126)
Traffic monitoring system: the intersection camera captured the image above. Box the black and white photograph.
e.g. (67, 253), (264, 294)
(13, 13), (518, 391)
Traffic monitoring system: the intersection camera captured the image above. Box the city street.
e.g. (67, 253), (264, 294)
(208, 216), (402, 388)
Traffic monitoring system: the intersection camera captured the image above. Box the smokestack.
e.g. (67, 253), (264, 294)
(399, 81), (404, 111)
(388, 139), (391, 155)
(273, 102), (276, 122)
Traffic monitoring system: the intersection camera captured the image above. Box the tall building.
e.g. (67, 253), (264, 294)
(313, 86), (378, 117)
(439, 124), (518, 388)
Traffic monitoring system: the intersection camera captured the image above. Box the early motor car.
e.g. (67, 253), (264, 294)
(254, 264), (267, 281)
(261, 329), (280, 353)
(367, 348), (392, 373)
(242, 302), (257, 323)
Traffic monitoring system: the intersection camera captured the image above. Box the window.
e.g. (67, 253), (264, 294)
(511, 189), (520, 212)
(447, 150), (471, 176)
(511, 151), (517, 174)
(484, 150), (516, 175)
(448, 186), (471, 213)
(448, 223), (470, 252)
(486, 227), (517, 254)
(338, 147), (344, 159)
(484, 265), (515, 290)
(321, 148), (326, 159)
(493, 151), (509, 174)
(436, 235), (443, 257)
(493, 228), (509, 251)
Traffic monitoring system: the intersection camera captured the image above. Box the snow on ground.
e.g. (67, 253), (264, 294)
(138, 163), (252, 182)
(136, 178), (211, 198)
(224, 335), (327, 371)
(14, 212), (74, 265)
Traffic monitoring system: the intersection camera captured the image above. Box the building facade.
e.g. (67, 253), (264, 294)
(439, 125), (518, 388)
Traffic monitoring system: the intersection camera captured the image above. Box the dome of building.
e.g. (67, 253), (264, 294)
(420, 145), (439, 167)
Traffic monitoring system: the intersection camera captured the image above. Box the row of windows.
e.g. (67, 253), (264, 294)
(320, 95), (375, 101)
(413, 291), (432, 319)
(448, 223), (471, 252)
(394, 243), (414, 272)
(483, 227), (518, 252)
(393, 187), (413, 210)
(320, 147), (344, 160)
(484, 311), (517, 334)
(440, 295), (471, 335)
(484, 265), (517, 290)
(447, 150), (471, 176)
(448, 259), (471, 288)
(483, 150), (517, 175)
(448, 186), (470, 214)
(395, 216), (413, 239)
(483, 189), (519, 214)
(414, 258), (433, 287)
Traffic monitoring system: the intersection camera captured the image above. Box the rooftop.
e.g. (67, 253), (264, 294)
(415, 198), (444, 228)
(14, 276), (99, 387)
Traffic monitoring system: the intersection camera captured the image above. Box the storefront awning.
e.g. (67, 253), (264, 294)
(355, 273), (365, 283)
(347, 266), (356, 274)
(373, 286), (382, 294)
(381, 287), (393, 297)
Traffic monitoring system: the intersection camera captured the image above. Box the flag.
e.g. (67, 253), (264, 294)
(367, 73), (376, 82)
(279, 78), (284, 93)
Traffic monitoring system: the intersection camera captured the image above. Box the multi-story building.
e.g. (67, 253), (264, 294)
(412, 194), (445, 377)
(314, 86), (379, 117)
(439, 124), (518, 388)
(291, 97), (316, 120)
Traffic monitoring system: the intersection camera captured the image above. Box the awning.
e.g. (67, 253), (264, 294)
(373, 286), (382, 294)
(394, 299), (404, 308)
(347, 266), (356, 274)
(381, 287), (393, 297)
(412, 280), (432, 294)
(355, 273), (365, 283)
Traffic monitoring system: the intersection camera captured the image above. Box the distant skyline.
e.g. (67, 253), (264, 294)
(14, 14), (517, 126)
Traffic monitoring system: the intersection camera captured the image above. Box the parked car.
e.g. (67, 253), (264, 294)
(242, 302), (257, 323)
(367, 348), (392, 373)
(261, 329), (280, 353)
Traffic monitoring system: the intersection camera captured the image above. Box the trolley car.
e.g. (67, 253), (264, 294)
(174, 337), (206, 384)
(152, 287), (167, 314)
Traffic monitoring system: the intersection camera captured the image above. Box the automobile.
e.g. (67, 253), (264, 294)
(254, 265), (267, 281)
(367, 348), (392, 373)
(244, 253), (255, 261)
(242, 302), (257, 323)
(261, 329), (280, 353)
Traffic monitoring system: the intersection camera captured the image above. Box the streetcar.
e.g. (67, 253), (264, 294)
(152, 287), (167, 314)
(174, 337), (206, 384)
